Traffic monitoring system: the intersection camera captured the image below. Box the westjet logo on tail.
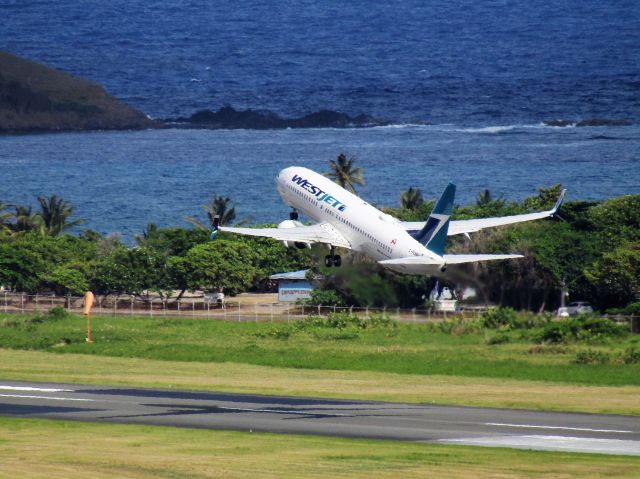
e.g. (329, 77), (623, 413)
(292, 174), (347, 212)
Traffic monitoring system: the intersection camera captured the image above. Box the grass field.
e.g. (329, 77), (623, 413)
(0, 311), (638, 387)
(1, 417), (638, 479)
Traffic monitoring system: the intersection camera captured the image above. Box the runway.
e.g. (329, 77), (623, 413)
(1, 380), (639, 456)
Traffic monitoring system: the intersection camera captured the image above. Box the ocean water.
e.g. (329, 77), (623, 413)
(1, 0), (638, 123)
(1, 125), (638, 238)
(0, 1), (638, 238)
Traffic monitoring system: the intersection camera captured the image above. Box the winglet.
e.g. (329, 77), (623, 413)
(551, 189), (567, 215)
(210, 215), (220, 240)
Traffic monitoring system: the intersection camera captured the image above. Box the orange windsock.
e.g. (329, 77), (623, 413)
(83, 291), (95, 315)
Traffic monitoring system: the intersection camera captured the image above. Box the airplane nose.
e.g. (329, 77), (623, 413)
(277, 167), (293, 183)
(276, 168), (288, 191)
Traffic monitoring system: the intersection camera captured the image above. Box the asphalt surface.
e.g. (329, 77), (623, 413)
(1, 380), (639, 456)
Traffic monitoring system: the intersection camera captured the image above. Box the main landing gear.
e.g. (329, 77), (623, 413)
(324, 246), (342, 267)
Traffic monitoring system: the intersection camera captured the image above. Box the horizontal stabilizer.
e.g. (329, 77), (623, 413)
(378, 256), (442, 274)
(380, 253), (522, 267)
(379, 256), (440, 266)
(379, 253), (522, 274)
(442, 253), (523, 264)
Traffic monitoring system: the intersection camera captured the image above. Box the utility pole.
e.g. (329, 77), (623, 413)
(559, 277), (568, 308)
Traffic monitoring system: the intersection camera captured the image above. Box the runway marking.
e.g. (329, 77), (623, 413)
(0, 385), (74, 393)
(442, 435), (640, 456)
(0, 394), (93, 402)
(485, 422), (633, 434)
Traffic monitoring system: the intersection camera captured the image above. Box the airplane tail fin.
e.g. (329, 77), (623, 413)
(412, 183), (455, 255)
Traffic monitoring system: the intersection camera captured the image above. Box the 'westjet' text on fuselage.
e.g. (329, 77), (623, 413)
(291, 174), (347, 212)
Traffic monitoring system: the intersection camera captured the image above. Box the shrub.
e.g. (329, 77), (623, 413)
(255, 325), (293, 339)
(539, 323), (566, 343)
(607, 302), (640, 316)
(258, 313), (395, 340)
(46, 306), (69, 321)
(299, 313), (395, 331)
(481, 307), (518, 329)
(434, 317), (483, 335)
(367, 314), (396, 329)
(302, 289), (345, 307)
(12, 306), (70, 330)
(622, 347), (640, 364)
(519, 312), (554, 329)
(574, 349), (610, 364)
(485, 333), (510, 345)
(1, 318), (19, 328)
(538, 316), (627, 344)
(528, 345), (568, 355)
(311, 328), (360, 341)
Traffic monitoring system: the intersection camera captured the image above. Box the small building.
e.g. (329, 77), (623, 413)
(269, 270), (314, 302)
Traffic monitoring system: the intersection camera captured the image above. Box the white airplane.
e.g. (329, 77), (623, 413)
(215, 166), (565, 275)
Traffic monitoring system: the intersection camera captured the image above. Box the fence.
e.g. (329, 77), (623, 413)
(1, 292), (637, 330)
(0, 292), (488, 323)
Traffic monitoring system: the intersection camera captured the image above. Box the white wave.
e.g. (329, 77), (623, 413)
(455, 124), (545, 134)
(370, 123), (434, 130)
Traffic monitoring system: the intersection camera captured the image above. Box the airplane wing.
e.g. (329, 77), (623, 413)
(219, 222), (352, 249)
(401, 189), (566, 236)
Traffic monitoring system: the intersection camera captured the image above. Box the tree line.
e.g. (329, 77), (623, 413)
(377, 184), (638, 312)
(0, 155), (638, 312)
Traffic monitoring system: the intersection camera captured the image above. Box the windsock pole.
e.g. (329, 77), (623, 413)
(83, 291), (95, 343)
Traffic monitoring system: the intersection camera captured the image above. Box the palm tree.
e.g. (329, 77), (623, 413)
(323, 153), (365, 194)
(400, 187), (423, 210)
(186, 194), (236, 229)
(13, 205), (44, 233)
(135, 223), (160, 246)
(476, 189), (503, 207)
(37, 195), (84, 236)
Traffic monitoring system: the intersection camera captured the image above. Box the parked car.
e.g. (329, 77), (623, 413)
(557, 301), (594, 317)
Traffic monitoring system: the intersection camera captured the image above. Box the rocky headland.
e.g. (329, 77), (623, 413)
(164, 106), (389, 129)
(543, 118), (633, 127)
(0, 50), (390, 133)
(0, 50), (155, 133)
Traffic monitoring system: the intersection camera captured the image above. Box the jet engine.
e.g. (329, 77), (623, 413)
(277, 219), (310, 249)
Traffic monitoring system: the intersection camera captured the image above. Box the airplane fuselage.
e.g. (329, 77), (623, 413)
(275, 166), (442, 267)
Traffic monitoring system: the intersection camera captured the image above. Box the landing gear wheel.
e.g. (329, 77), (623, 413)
(289, 209), (299, 221)
(324, 255), (333, 267)
(333, 255), (342, 267)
